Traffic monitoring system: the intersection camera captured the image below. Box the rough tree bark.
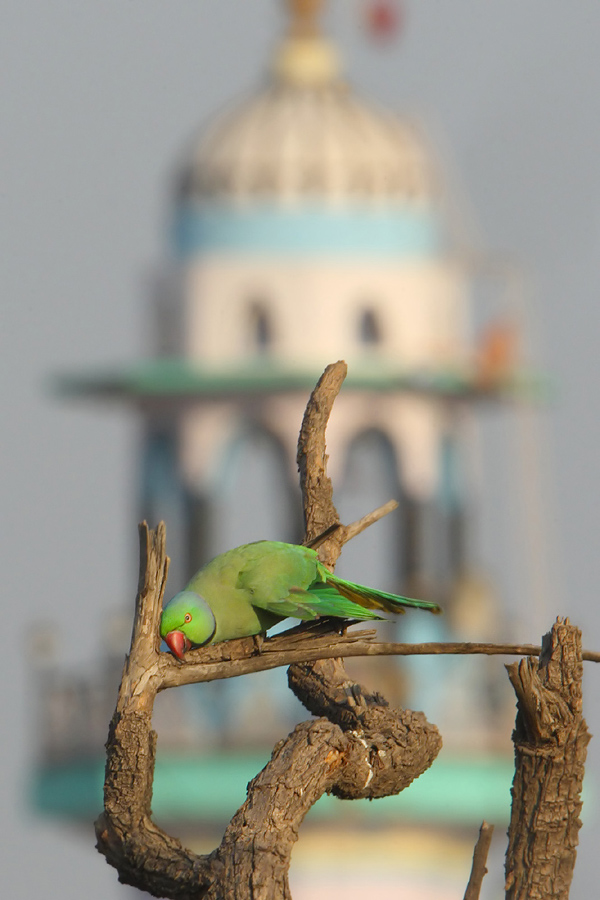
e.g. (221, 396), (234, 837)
(505, 617), (590, 900)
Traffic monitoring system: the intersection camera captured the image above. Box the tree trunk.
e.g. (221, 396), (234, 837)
(505, 617), (590, 899)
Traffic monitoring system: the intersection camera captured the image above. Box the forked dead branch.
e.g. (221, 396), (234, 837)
(95, 361), (593, 900)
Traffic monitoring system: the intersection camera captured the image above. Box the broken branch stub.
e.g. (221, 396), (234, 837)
(297, 360), (346, 566)
(463, 821), (494, 900)
(505, 617), (590, 900)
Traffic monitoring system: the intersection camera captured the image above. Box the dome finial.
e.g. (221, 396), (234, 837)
(275, 0), (339, 85)
(286, 0), (323, 37)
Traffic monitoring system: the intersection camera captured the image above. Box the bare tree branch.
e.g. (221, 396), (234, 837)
(343, 498), (399, 542)
(96, 524), (209, 899)
(155, 631), (600, 690)
(296, 359), (347, 564)
(95, 362), (444, 898)
(464, 821), (494, 900)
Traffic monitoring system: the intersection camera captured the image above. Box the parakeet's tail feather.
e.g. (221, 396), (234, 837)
(325, 573), (442, 615)
(251, 584), (385, 622)
(301, 584), (385, 621)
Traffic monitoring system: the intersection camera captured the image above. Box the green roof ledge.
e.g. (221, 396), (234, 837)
(52, 358), (550, 405)
(34, 751), (522, 827)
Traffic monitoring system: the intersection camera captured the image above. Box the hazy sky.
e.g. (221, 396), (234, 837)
(3, 2), (600, 898)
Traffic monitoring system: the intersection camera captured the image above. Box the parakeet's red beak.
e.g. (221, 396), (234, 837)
(164, 630), (192, 660)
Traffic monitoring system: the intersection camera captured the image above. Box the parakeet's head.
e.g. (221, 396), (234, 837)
(160, 591), (216, 659)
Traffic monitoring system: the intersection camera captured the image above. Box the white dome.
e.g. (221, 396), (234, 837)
(176, 35), (439, 207)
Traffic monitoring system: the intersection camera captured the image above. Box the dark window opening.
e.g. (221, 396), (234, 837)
(248, 302), (273, 353)
(359, 308), (382, 346)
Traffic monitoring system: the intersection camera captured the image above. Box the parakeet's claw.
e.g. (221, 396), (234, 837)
(339, 618), (360, 635)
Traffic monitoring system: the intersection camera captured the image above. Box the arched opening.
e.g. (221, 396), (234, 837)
(181, 427), (303, 750)
(214, 427), (297, 549)
(338, 429), (398, 589)
(337, 429), (406, 703)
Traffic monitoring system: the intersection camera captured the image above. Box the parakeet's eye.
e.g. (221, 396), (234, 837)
(184, 613), (192, 623)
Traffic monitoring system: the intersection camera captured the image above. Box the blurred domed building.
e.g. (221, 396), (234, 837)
(71, 2), (492, 589)
(36, 2), (532, 895)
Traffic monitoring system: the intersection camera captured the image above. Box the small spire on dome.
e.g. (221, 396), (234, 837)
(274, 0), (340, 86)
(286, 0), (322, 38)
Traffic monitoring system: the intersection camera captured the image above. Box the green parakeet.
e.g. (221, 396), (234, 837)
(160, 540), (441, 659)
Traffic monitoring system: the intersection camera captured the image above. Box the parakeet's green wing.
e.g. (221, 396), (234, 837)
(230, 539), (440, 622)
(250, 583), (386, 621)
(231, 541), (380, 622)
(233, 541), (316, 595)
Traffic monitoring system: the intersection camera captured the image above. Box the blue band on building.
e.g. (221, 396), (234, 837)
(173, 204), (442, 258)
